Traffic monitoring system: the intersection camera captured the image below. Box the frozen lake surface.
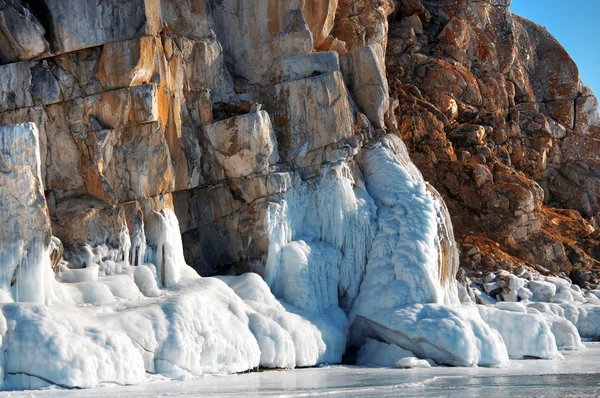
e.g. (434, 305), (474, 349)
(5, 343), (600, 397)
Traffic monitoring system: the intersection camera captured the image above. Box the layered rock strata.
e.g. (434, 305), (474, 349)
(0, 0), (599, 391)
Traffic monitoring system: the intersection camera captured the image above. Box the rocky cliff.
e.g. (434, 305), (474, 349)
(386, 0), (600, 290)
(2, 0), (598, 289)
(0, 0), (599, 390)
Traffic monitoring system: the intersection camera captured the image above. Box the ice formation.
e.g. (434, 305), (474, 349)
(478, 304), (560, 360)
(3, 130), (600, 391)
(0, 241), (55, 304)
(351, 304), (509, 367)
(356, 338), (432, 368)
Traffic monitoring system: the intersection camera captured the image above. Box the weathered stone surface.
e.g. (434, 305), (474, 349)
(341, 43), (389, 128)
(0, 62), (34, 112)
(0, 0), (49, 63)
(0, 81), (207, 201)
(301, 0), (339, 48)
(76, 123), (175, 204)
(0, 34), (236, 114)
(274, 71), (354, 163)
(212, 0), (313, 83)
(332, 0), (394, 51)
(274, 51), (340, 84)
(0, 0), (212, 61)
(52, 196), (128, 251)
(0, 123), (51, 244)
(203, 111), (278, 179)
(99, 35), (238, 105)
(384, 0), (600, 281)
(511, 15), (580, 103)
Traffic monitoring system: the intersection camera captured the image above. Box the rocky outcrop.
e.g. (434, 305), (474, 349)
(385, 0), (600, 287)
(1, 0), (600, 390)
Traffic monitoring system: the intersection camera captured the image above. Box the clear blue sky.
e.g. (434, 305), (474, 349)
(510, 0), (600, 96)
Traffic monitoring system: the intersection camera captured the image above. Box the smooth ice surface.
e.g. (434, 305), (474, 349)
(12, 343), (600, 398)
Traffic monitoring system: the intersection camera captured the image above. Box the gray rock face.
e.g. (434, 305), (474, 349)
(341, 43), (389, 128)
(203, 111), (278, 179)
(211, 0), (313, 83)
(0, 123), (51, 244)
(0, 0), (597, 301)
(274, 71), (355, 164)
(0, 0), (49, 63)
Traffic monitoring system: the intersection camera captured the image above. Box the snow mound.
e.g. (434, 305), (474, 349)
(0, 276), (266, 389)
(478, 305), (561, 359)
(559, 303), (600, 339)
(1, 303), (145, 389)
(220, 273), (347, 368)
(351, 304), (509, 367)
(356, 338), (430, 368)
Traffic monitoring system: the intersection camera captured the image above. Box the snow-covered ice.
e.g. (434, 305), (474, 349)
(356, 338), (432, 368)
(351, 304), (509, 367)
(2, 134), (600, 392)
(9, 343), (600, 398)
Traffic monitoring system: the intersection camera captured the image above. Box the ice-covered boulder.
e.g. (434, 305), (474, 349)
(528, 280), (557, 302)
(478, 304), (561, 360)
(526, 307), (583, 351)
(351, 304), (509, 367)
(356, 338), (431, 369)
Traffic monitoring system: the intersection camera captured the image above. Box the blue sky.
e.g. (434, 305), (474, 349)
(510, 0), (600, 96)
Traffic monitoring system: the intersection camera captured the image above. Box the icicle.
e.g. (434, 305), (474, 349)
(0, 240), (55, 304)
(144, 209), (188, 288)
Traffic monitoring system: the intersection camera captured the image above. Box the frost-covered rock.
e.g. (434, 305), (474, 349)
(478, 305), (561, 360)
(528, 280), (557, 302)
(351, 304), (509, 367)
(0, 123), (54, 304)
